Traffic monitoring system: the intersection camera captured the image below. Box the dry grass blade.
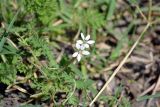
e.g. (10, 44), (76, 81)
(13, 85), (28, 94)
(89, 23), (151, 106)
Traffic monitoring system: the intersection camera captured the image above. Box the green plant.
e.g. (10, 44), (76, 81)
(25, 0), (58, 25)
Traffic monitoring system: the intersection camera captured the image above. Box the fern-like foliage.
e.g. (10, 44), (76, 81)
(22, 36), (75, 102)
(80, 9), (105, 30)
(25, 0), (58, 25)
(27, 35), (59, 68)
(0, 63), (16, 85)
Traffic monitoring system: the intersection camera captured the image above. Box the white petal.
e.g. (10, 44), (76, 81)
(77, 54), (81, 62)
(85, 35), (90, 41)
(87, 40), (95, 44)
(76, 43), (81, 49)
(76, 40), (83, 44)
(81, 33), (85, 40)
(72, 52), (78, 57)
(84, 43), (89, 48)
(82, 50), (90, 55)
(80, 45), (85, 50)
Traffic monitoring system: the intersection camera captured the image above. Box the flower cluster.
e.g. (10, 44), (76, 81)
(72, 33), (95, 62)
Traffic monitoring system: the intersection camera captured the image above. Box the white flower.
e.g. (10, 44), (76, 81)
(76, 33), (95, 49)
(72, 32), (95, 62)
(72, 50), (90, 62)
(76, 42), (85, 50)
